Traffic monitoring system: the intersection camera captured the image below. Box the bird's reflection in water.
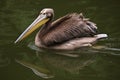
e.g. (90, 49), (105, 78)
(16, 53), (54, 79)
(16, 42), (100, 79)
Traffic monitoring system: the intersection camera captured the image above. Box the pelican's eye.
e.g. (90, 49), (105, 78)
(43, 13), (46, 15)
(40, 12), (46, 15)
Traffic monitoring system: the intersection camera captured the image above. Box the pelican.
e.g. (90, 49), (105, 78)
(15, 8), (107, 50)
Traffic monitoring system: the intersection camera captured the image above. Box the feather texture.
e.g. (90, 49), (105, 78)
(38, 13), (97, 46)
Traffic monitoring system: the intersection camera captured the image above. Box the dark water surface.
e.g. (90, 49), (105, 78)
(0, 0), (120, 80)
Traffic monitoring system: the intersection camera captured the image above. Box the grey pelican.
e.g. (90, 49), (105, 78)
(15, 8), (107, 50)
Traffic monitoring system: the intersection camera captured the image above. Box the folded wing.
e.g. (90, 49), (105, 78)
(41, 13), (97, 46)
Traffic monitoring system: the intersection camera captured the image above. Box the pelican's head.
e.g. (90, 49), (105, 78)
(40, 8), (54, 18)
(14, 8), (54, 43)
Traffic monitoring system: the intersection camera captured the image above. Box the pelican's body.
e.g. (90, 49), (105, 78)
(15, 8), (107, 50)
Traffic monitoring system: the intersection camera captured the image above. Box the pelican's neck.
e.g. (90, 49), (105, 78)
(35, 14), (54, 46)
(36, 18), (53, 40)
(35, 20), (52, 47)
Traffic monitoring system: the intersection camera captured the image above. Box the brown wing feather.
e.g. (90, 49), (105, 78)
(41, 13), (97, 46)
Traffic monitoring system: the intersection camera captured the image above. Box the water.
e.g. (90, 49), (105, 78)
(0, 0), (120, 80)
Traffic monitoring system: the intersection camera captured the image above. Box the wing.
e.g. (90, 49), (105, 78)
(41, 13), (97, 46)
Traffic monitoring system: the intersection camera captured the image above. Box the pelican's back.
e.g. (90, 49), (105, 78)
(39, 13), (97, 46)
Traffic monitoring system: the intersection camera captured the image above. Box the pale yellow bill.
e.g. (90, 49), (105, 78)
(14, 14), (49, 43)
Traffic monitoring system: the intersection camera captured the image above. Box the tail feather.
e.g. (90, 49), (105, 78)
(95, 34), (108, 39)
